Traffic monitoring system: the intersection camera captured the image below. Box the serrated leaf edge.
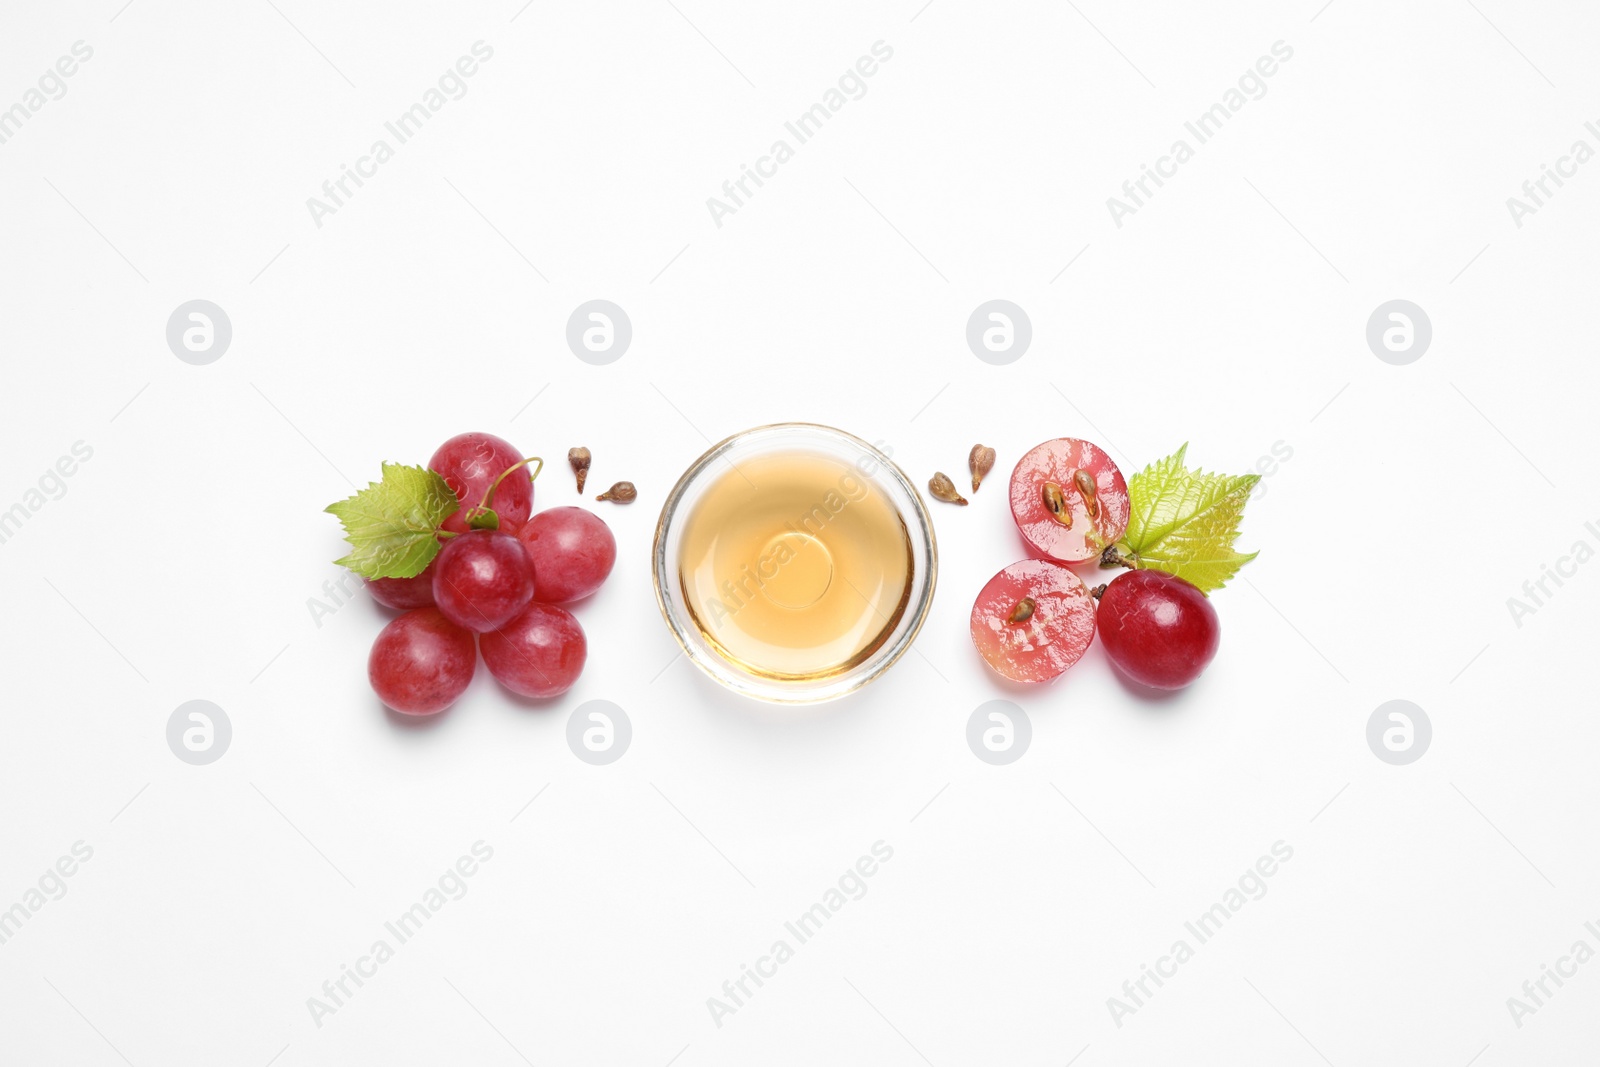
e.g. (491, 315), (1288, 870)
(324, 463), (459, 581)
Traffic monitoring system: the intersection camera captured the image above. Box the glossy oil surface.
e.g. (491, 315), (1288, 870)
(676, 450), (913, 681)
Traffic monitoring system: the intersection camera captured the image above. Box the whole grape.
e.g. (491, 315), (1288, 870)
(516, 507), (616, 603)
(365, 552), (440, 610)
(368, 607), (477, 715)
(430, 432), (534, 534)
(1097, 570), (1219, 689)
(432, 530), (536, 633)
(481, 603), (586, 699)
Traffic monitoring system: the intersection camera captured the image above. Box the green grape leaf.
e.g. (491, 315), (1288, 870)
(325, 463), (459, 580)
(1118, 443), (1259, 593)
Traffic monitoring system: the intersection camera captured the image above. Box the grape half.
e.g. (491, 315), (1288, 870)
(516, 507), (616, 604)
(1009, 438), (1129, 563)
(368, 607), (477, 715)
(970, 559), (1096, 683)
(1097, 570), (1219, 689)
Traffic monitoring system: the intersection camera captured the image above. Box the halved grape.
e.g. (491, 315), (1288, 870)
(432, 530), (536, 633)
(1009, 438), (1129, 563)
(430, 432), (534, 534)
(481, 603), (586, 699)
(368, 607), (477, 715)
(516, 507), (616, 604)
(1097, 570), (1219, 689)
(970, 559), (1096, 683)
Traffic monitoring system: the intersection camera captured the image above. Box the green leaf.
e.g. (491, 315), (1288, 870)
(1119, 444), (1259, 593)
(325, 463), (459, 580)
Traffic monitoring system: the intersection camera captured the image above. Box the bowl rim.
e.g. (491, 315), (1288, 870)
(650, 421), (938, 705)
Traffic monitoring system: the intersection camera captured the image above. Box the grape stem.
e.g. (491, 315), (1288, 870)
(481, 456), (544, 511)
(452, 457), (546, 533)
(1099, 544), (1137, 570)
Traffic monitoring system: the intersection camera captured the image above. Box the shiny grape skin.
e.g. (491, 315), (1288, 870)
(368, 607), (477, 715)
(432, 530), (536, 633)
(516, 507), (616, 604)
(969, 558), (1097, 683)
(365, 552), (440, 610)
(480, 603), (587, 699)
(1097, 570), (1220, 690)
(430, 432), (534, 534)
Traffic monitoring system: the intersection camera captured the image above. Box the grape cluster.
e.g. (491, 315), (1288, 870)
(364, 433), (617, 715)
(969, 437), (1220, 691)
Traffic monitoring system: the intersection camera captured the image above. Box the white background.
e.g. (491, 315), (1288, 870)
(2, 0), (1597, 1064)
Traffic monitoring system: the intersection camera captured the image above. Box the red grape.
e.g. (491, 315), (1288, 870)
(970, 559), (1096, 683)
(1097, 570), (1219, 689)
(430, 432), (534, 534)
(365, 552), (440, 610)
(368, 607), (477, 715)
(481, 603), (586, 698)
(1009, 438), (1129, 563)
(432, 530), (536, 632)
(516, 507), (616, 604)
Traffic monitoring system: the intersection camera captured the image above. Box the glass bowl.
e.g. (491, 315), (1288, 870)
(652, 423), (938, 704)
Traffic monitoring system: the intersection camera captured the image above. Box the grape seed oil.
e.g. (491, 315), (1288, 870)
(677, 450), (914, 681)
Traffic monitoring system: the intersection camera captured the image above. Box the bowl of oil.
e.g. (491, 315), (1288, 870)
(652, 423), (938, 703)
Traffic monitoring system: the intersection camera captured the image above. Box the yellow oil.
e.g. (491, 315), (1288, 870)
(677, 450), (913, 680)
